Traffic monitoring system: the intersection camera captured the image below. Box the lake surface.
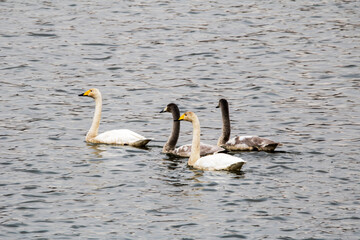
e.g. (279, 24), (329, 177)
(1, 1), (359, 239)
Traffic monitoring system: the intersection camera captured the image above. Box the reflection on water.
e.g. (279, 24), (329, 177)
(1, 0), (359, 239)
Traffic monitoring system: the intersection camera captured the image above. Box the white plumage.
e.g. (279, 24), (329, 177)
(79, 88), (152, 147)
(94, 129), (151, 147)
(193, 153), (246, 171)
(178, 111), (246, 171)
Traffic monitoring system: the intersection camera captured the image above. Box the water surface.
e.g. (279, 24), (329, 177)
(1, 1), (359, 239)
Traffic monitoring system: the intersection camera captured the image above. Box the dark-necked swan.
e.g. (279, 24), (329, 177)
(217, 99), (280, 151)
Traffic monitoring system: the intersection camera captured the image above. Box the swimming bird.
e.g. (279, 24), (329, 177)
(79, 88), (152, 147)
(217, 99), (280, 151)
(160, 103), (225, 157)
(178, 111), (246, 171)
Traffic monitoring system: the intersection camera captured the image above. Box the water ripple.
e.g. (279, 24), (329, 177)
(0, 0), (359, 239)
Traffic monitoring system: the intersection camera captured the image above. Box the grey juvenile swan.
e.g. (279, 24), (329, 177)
(217, 99), (280, 152)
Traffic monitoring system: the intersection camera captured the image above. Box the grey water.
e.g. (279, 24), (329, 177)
(1, 1), (359, 239)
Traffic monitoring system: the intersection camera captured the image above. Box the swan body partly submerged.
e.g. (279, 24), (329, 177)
(160, 103), (225, 157)
(178, 111), (246, 171)
(79, 88), (152, 147)
(88, 129), (151, 147)
(217, 99), (280, 151)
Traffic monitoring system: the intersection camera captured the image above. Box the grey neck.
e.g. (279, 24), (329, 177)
(164, 105), (180, 151)
(217, 100), (231, 145)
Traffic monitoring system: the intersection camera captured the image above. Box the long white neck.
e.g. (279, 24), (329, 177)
(86, 94), (102, 141)
(188, 115), (201, 166)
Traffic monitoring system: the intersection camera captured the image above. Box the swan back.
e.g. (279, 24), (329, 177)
(194, 153), (246, 171)
(94, 129), (146, 144)
(224, 136), (280, 151)
(169, 143), (226, 157)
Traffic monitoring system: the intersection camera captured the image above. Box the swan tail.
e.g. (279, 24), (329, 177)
(131, 138), (152, 147)
(217, 147), (228, 154)
(227, 161), (246, 172)
(258, 143), (281, 152)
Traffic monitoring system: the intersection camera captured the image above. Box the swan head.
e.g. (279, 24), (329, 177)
(160, 103), (178, 113)
(216, 99), (228, 109)
(79, 88), (101, 99)
(178, 111), (196, 122)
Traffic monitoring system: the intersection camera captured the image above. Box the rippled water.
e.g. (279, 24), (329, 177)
(1, 1), (359, 239)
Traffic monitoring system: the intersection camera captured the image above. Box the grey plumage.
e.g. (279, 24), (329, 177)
(217, 99), (281, 152)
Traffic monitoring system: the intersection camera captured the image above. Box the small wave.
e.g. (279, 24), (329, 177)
(28, 32), (58, 37)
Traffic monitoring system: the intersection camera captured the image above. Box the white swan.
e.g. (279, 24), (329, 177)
(79, 88), (152, 147)
(178, 111), (246, 171)
(160, 103), (225, 157)
(217, 99), (280, 151)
